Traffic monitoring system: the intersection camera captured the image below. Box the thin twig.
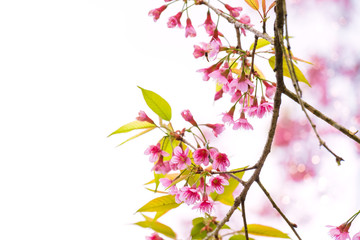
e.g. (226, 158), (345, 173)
(211, 165), (258, 175)
(256, 179), (302, 240)
(283, 87), (360, 144)
(241, 200), (249, 240)
(200, 0), (274, 44)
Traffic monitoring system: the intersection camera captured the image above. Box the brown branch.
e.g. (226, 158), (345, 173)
(283, 88), (360, 144)
(241, 200), (249, 240)
(200, 0), (274, 44)
(256, 179), (302, 240)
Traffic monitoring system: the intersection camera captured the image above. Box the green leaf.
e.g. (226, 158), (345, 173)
(138, 86), (172, 121)
(108, 121), (156, 136)
(117, 127), (156, 146)
(135, 215), (176, 239)
(229, 235), (255, 240)
(250, 38), (270, 50)
(244, 224), (290, 238)
(136, 195), (181, 213)
(268, 56), (311, 87)
(244, 0), (259, 10)
(210, 167), (246, 206)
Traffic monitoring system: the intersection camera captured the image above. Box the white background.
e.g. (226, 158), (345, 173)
(1, 0), (359, 239)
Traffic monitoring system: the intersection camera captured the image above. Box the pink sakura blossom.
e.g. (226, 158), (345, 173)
(197, 61), (223, 81)
(353, 232), (360, 240)
(263, 81), (276, 99)
(224, 4), (243, 18)
(230, 76), (254, 93)
(167, 11), (183, 28)
(146, 232), (164, 240)
(193, 148), (210, 166)
(238, 14), (251, 35)
(170, 146), (191, 170)
(209, 175), (229, 194)
(181, 109), (198, 126)
(246, 98), (260, 118)
(205, 123), (225, 137)
(193, 40), (220, 60)
(327, 224), (351, 240)
(144, 143), (169, 163)
(214, 88), (224, 101)
(202, 11), (216, 35)
(222, 107), (235, 124)
(185, 18), (196, 38)
(151, 156), (171, 174)
(148, 5), (167, 22)
(136, 110), (155, 124)
(208, 62), (232, 85)
(212, 151), (230, 171)
(258, 97), (273, 118)
(230, 90), (242, 103)
(179, 185), (201, 205)
(192, 195), (214, 213)
(233, 113), (253, 130)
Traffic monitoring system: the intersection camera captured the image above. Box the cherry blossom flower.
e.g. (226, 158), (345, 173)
(179, 185), (201, 205)
(205, 123), (225, 137)
(238, 14), (251, 35)
(212, 152), (230, 171)
(247, 98), (260, 118)
(352, 232), (360, 240)
(167, 11), (183, 28)
(146, 232), (164, 240)
(263, 81), (276, 99)
(197, 61), (223, 81)
(192, 195), (214, 213)
(136, 110), (155, 124)
(209, 175), (229, 194)
(201, 11), (216, 35)
(185, 18), (196, 38)
(144, 143), (169, 163)
(224, 4), (243, 18)
(193, 148), (210, 166)
(327, 223), (351, 240)
(151, 156), (171, 174)
(193, 40), (220, 60)
(170, 146), (191, 170)
(258, 97), (273, 118)
(193, 43), (208, 58)
(208, 62), (231, 85)
(229, 76), (254, 93)
(222, 107), (235, 124)
(181, 109), (197, 126)
(148, 5), (167, 22)
(233, 113), (253, 130)
(214, 88), (224, 101)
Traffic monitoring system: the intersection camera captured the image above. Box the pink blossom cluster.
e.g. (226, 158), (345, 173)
(327, 224), (360, 240)
(144, 142), (231, 214)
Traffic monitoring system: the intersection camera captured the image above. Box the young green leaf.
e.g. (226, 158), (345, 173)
(117, 127), (156, 146)
(229, 235), (255, 240)
(135, 215), (176, 239)
(136, 194), (181, 213)
(244, 224), (291, 238)
(108, 121), (156, 136)
(250, 38), (270, 50)
(268, 56), (311, 87)
(138, 86), (172, 121)
(244, 0), (259, 10)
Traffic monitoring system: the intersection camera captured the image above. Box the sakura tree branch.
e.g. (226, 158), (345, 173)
(276, 1), (345, 164)
(256, 179), (302, 240)
(283, 87), (360, 144)
(211, 165), (258, 175)
(204, 4), (286, 235)
(200, 0), (274, 44)
(241, 200), (249, 240)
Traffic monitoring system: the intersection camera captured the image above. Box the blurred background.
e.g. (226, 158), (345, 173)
(0, 0), (359, 239)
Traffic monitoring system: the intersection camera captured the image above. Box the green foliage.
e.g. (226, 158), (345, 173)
(108, 121), (155, 136)
(229, 235), (255, 240)
(250, 38), (270, 50)
(136, 194), (181, 213)
(268, 56), (311, 87)
(135, 214), (176, 239)
(138, 86), (172, 121)
(244, 224), (291, 238)
(190, 217), (230, 239)
(210, 168), (246, 206)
